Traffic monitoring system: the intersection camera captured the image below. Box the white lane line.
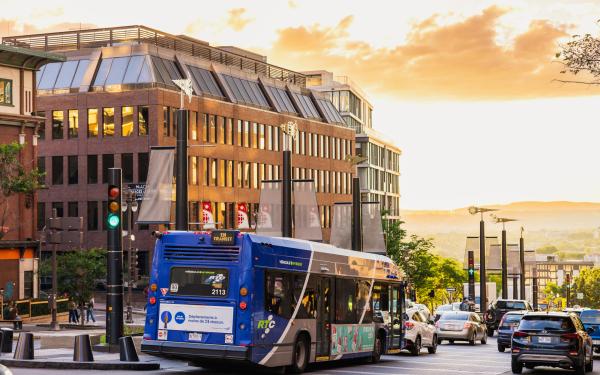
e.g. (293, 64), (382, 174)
(328, 368), (498, 375)
(375, 361), (505, 369)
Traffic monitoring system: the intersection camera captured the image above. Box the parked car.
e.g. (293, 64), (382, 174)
(579, 309), (600, 353)
(403, 307), (437, 356)
(433, 303), (460, 321)
(563, 307), (590, 317)
(413, 303), (432, 321)
(511, 312), (594, 374)
(435, 311), (487, 345)
(497, 310), (527, 352)
(485, 299), (534, 336)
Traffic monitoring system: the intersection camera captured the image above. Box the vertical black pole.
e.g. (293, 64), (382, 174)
(501, 229), (508, 299)
(50, 208), (59, 331)
(282, 150), (292, 237)
(513, 277), (518, 299)
(175, 110), (189, 231)
(352, 177), (362, 252)
(519, 236), (526, 300)
(479, 219), (487, 312)
(107, 168), (123, 347)
(532, 268), (538, 310)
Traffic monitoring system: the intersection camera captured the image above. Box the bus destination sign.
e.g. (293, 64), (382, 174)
(211, 230), (237, 246)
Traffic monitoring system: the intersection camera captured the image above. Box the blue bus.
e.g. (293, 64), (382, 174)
(141, 230), (405, 372)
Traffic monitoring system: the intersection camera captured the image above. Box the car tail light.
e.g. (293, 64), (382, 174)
(149, 296), (156, 305)
(239, 301), (247, 310)
(435, 321), (439, 328)
(561, 333), (579, 343)
(513, 331), (529, 338)
(404, 322), (415, 330)
(464, 322), (472, 329)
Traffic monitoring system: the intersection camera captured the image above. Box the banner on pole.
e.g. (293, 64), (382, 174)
(202, 201), (215, 229)
(237, 202), (249, 229)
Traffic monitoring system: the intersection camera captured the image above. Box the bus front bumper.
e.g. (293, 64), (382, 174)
(141, 339), (249, 361)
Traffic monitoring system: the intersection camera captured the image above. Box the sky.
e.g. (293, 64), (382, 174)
(2, 0), (600, 209)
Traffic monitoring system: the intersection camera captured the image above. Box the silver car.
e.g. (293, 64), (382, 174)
(436, 311), (488, 345)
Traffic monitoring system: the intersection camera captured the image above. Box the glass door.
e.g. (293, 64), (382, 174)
(317, 277), (333, 356)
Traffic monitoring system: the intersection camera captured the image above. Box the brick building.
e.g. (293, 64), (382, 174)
(0, 44), (64, 300)
(3, 26), (356, 275)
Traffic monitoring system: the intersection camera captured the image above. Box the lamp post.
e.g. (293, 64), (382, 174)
(280, 121), (298, 238)
(468, 206), (498, 312)
(519, 227), (526, 300)
(492, 215), (518, 299)
(122, 190), (138, 324)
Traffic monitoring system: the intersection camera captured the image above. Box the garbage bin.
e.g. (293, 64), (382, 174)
(1, 328), (13, 353)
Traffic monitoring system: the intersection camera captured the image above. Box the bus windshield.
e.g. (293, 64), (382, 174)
(581, 310), (600, 325)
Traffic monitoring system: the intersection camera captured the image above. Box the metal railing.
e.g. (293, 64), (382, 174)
(2, 25), (306, 86)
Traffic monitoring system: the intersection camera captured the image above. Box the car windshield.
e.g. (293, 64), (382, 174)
(437, 305), (452, 311)
(440, 312), (470, 321)
(496, 300), (526, 309)
(580, 310), (600, 325)
(500, 314), (523, 327)
(518, 316), (575, 333)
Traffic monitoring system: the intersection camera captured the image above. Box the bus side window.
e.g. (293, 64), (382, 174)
(372, 283), (389, 324)
(335, 278), (356, 324)
(265, 271), (292, 318)
(298, 276), (318, 319)
(357, 280), (372, 323)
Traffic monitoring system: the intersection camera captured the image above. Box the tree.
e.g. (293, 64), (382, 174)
(40, 248), (106, 326)
(0, 142), (44, 238)
(571, 268), (600, 309)
(557, 32), (600, 85)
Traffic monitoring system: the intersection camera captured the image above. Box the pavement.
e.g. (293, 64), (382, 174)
(4, 336), (600, 375)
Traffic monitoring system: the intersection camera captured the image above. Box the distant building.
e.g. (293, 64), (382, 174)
(0, 44), (64, 300)
(304, 71), (401, 221)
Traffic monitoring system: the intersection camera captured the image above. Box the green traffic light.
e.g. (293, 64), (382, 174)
(107, 213), (120, 229)
(468, 269), (474, 276)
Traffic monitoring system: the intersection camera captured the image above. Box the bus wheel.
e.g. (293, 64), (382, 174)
(289, 335), (309, 374)
(372, 333), (384, 363)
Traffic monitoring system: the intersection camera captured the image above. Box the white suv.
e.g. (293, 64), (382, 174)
(403, 307), (437, 356)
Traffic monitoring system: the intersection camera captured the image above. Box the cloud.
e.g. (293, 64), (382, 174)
(226, 8), (253, 32)
(0, 19), (96, 39)
(268, 7), (593, 100)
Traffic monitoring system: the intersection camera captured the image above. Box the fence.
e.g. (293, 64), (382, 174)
(1, 298), (68, 320)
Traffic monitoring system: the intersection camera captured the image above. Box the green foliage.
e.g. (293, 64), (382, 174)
(571, 268), (600, 309)
(383, 218), (466, 306)
(537, 245), (559, 254)
(544, 281), (566, 298)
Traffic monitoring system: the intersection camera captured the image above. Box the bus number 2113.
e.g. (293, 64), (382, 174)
(211, 289), (226, 296)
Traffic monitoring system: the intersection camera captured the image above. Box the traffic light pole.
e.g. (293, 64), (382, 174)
(175, 110), (189, 231)
(107, 168), (124, 347)
(479, 219), (487, 313)
(520, 235), (526, 300)
(352, 178), (362, 252)
(532, 268), (538, 310)
(50, 208), (59, 331)
(501, 228), (508, 299)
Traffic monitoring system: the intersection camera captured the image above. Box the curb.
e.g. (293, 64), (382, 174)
(0, 359), (160, 370)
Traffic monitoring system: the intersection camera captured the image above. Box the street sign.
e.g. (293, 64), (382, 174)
(577, 293), (584, 300)
(446, 288), (456, 293)
(127, 183), (146, 202)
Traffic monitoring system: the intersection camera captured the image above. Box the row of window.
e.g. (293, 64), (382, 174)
(38, 153), (149, 186)
(189, 157), (353, 195)
(356, 141), (400, 172)
(46, 107), (149, 140)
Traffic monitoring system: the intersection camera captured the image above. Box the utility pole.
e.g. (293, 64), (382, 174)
(493, 216), (517, 299)
(468, 206), (498, 312)
(173, 78), (193, 231)
(280, 121), (298, 238)
(122, 190), (138, 324)
(519, 227), (526, 300)
(532, 268), (538, 310)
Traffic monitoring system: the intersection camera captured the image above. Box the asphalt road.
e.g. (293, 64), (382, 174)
(7, 337), (600, 375)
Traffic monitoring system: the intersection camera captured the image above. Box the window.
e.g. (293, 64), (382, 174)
(51, 202), (64, 217)
(37, 202), (45, 230)
(23, 271), (33, 299)
(67, 155), (78, 184)
(298, 276), (317, 319)
(217, 116), (225, 144)
(52, 111), (64, 139)
(138, 152), (149, 183)
(335, 278), (356, 324)
(52, 156), (63, 185)
(236, 120), (242, 146)
(122, 106), (134, 136)
(259, 124), (265, 149)
(87, 155), (98, 184)
(209, 115), (216, 143)
(226, 118), (234, 145)
(265, 271), (293, 318)
(37, 157), (46, 186)
(190, 156), (198, 185)
(87, 201), (98, 230)
(0, 79), (12, 105)
(122, 153), (133, 183)
(138, 106), (149, 136)
(226, 160), (233, 187)
(372, 283), (389, 323)
(170, 267), (229, 297)
(218, 159), (225, 187)
(252, 122), (258, 148)
(102, 154), (114, 183)
(67, 201), (78, 217)
(243, 121), (250, 147)
(103, 107), (114, 136)
(357, 280), (372, 323)
(189, 111), (197, 140)
(88, 109), (98, 137)
(68, 109), (78, 138)
(163, 107), (170, 137)
(210, 159), (217, 186)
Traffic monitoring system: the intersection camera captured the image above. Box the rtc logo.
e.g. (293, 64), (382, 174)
(257, 315), (276, 339)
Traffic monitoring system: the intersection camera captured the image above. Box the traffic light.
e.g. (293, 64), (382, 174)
(467, 250), (475, 301)
(565, 273), (571, 284)
(107, 184), (121, 229)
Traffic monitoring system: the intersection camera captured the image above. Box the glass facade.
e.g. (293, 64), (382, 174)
(68, 109), (78, 138)
(88, 108), (98, 137)
(187, 65), (224, 98)
(221, 75), (269, 108)
(103, 107), (114, 136)
(122, 106), (134, 136)
(37, 59), (90, 91)
(264, 85), (297, 114)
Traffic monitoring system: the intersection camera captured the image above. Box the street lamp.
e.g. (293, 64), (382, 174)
(468, 206), (498, 312)
(122, 190), (138, 324)
(492, 215), (518, 299)
(519, 227), (526, 300)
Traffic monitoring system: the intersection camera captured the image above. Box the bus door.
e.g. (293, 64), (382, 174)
(317, 276), (333, 356)
(390, 285), (402, 348)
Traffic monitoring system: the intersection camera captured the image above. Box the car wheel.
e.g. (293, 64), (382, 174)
(410, 336), (421, 356)
(437, 337), (442, 345)
(585, 353), (594, 372)
(525, 364), (535, 369)
(487, 328), (495, 337)
(449, 339), (454, 344)
(469, 333), (475, 346)
(497, 344), (505, 352)
(289, 335), (309, 373)
(428, 336), (437, 354)
(371, 333), (383, 363)
(511, 358), (523, 374)
(481, 332), (487, 345)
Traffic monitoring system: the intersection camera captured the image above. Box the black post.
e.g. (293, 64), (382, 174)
(467, 251), (475, 301)
(175, 109), (188, 231)
(513, 277), (518, 299)
(351, 177), (362, 252)
(50, 208), (59, 331)
(532, 268), (538, 310)
(479, 220), (487, 312)
(282, 150), (292, 237)
(519, 236), (526, 299)
(501, 229), (508, 299)
(107, 168), (123, 346)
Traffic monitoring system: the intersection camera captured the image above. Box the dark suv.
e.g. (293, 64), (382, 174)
(511, 312), (594, 374)
(485, 299), (533, 336)
(497, 310), (527, 352)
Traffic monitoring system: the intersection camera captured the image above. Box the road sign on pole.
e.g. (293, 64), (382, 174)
(577, 293), (584, 300)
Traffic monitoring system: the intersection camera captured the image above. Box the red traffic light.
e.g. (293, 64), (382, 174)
(108, 186), (120, 199)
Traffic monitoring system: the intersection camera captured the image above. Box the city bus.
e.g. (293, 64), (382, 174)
(141, 230), (405, 372)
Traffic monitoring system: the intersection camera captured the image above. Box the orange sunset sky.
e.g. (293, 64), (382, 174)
(3, 0), (600, 209)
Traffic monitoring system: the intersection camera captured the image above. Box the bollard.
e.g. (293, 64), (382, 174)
(13, 332), (33, 360)
(0, 331), (3, 355)
(119, 336), (139, 362)
(0, 364), (12, 375)
(0, 328), (12, 353)
(73, 334), (94, 362)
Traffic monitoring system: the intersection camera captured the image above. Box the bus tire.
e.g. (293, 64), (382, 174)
(372, 332), (384, 363)
(289, 334), (309, 374)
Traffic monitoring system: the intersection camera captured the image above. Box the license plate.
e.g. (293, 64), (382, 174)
(538, 336), (552, 344)
(188, 332), (202, 341)
(593, 340), (600, 345)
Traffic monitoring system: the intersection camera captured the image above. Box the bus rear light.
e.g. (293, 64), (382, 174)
(404, 322), (414, 330)
(150, 283), (157, 292)
(239, 323), (246, 330)
(240, 287), (248, 296)
(239, 301), (247, 310)
(149, 297), (156, 305)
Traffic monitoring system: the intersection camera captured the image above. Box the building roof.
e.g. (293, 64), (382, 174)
(0, 44), (64, 70)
